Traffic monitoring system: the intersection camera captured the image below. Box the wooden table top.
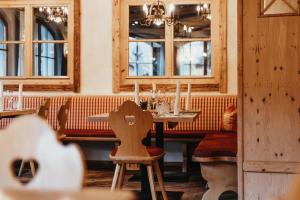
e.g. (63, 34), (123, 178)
(0, 109), (36, 118)
(88, 111), (200, 123)
(0, 189), (136, 200)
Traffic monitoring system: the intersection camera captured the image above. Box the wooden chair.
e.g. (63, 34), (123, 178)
(18, 98), (51, 177)
(37, 98), (51, 120)
(57, 98), (72, 139)
(109, 100), (168, 200)
(0, 115), (84, 191)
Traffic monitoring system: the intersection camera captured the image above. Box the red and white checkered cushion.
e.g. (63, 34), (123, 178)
(0, 95), (237, 138)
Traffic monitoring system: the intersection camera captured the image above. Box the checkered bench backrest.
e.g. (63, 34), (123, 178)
(0, 95), (237, 132)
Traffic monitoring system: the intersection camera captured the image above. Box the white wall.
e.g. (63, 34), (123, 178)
(80, 0), (237, 95)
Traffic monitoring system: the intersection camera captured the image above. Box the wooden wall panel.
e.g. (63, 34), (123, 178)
(243, 0), (300, 163)
(240, 0), (300, 199)
(244, 172), (295, 200)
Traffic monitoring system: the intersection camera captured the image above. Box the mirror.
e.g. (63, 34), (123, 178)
(33, 43), (67, 76)
(0, 8), (25, 77)
(129, 42), (165, 77)
(33, 7), (68, 77)
(174, 41), (211, 76)
(129, 6), (165, 40)
(174, 4), (211, 38)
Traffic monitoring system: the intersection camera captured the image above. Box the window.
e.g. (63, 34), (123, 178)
(113, 0), (227, 93)
(260, 0), (300, 16)
(0, 17), (7, 76)
(0, 0), (80, 92)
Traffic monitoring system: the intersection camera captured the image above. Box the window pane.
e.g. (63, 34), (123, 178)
(0, 43), (24, 76)
(262, 0), (298, 15)
(0, 8), (25, 41)
(129, 42), (165, 76)
(34, 7), (68, 40)
(174, 41), (211, 76)
(129, 6), (165, 40)
(174, 4), (211, 39)
(33, 43), (68, 76)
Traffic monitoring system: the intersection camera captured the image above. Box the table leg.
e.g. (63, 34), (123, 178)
(155, 122), (164, 177)
(140, 131), (151, 199)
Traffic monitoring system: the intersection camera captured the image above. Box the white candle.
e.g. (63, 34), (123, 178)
(185, 83), (191, 111)
(17, 83), (23, 110)
(152, 83), (156, 99)
(0, 81), (3, 111)
(134, 81), (140, 105)
(173, 81), (180, 115)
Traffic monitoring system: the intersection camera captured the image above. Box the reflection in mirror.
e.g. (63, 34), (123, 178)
(174, 4), (211, 38)
(174, 41), (211, 76)
(129, 6), (165, 39)
(0, 43), (24, 76)
(262, 0), (299, 15)
(129, 42), (165, 76)
(0, 8), (25, 41)
(34, 8), (68, 40)
(34, 43), (67, 76)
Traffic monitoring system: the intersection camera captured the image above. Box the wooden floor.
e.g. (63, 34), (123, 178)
(18, 163), (237, 200)
(84, 163), (237, 200)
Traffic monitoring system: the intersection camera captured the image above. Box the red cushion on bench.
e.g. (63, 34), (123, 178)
(193, 133), (237, 158)
(65, 129), (206, 139)
(111, 147), (164, 157)
(64, 129), (116, 137)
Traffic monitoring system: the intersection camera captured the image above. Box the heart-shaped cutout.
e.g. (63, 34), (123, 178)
(11, 159), (39, 185)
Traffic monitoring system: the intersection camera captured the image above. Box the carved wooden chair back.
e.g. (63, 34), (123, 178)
(109, 100), (153, 158)
(57, 98), (72, 137)
(37, 98), (50, 120)
(0, 115), (84, 191)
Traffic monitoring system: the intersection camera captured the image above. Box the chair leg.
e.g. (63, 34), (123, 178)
(182, 142), (188, 173)
(111, 164), (121, 191)
(117, 163), (126, 189)
(147, 165), (157, 200)
(18, 161), (25, 177)
(154, 161), (168, 200)
(29, 161), (36, 176)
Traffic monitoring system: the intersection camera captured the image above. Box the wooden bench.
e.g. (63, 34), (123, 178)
(192, 133), (237, 200)
(0, 95), (237, 170)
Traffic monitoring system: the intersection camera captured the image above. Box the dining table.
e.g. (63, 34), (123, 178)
(0, 109), (36, 119)
(88, 110), (200, 199)
(0, 188), (136, 200)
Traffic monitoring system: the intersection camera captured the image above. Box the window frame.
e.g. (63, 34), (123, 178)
(0, 0), (80, 92)
(113, 0), (227, 93)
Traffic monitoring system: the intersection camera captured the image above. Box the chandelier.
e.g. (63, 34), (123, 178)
(142, 0), (175, 26)
(142, 1), (211, 27)
(38, 7), (68, 24)
(196, 3), (211, 20)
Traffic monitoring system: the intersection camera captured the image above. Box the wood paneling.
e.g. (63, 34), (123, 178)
(244, 172), (295, 200)
(239, 0), (300, 199)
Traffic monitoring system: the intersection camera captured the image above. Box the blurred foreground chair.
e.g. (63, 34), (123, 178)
(0, 115), (84, 191)
(109, 101), (168, 200)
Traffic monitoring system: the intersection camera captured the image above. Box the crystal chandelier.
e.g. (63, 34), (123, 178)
(39, 7), (68, 24)
(196, 3), (211, 20)
(141, 1), (211, 27)
(142, 0), (175, 26)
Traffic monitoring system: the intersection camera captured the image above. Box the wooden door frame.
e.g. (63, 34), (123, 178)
(237, 0), (244, 199)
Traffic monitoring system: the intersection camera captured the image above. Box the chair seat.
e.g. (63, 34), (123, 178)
(111, 146), (164, 157)
(193, 133), (237, 158)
